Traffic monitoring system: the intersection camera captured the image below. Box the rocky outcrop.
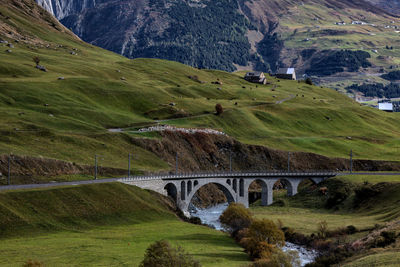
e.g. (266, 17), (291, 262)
(36, 0), (96, 20)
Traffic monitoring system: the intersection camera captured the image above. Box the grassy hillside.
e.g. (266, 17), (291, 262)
(252, 178), (400, 234)
(0, 183), (249, 266)
(1, 0), (400, 176)
(252, 178), (400, 266)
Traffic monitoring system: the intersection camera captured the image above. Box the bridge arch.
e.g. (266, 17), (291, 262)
(247, 179), (270, 206)
(164, 183), (177, 202)
(184, 180), (236, 212)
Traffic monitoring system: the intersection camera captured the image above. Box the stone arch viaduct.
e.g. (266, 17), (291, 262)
(119, 172), (337, 213)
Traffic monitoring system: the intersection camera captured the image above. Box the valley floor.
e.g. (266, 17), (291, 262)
(0, 220), (248, 267)
(0, 183), (249, 267)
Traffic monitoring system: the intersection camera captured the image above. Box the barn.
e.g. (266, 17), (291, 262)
(276, 68), (297, 80)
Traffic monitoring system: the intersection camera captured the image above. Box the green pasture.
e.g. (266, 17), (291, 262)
(0, 183), (249, 267)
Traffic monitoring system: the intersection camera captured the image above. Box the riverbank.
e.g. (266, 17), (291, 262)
(190, 203), (318, 266)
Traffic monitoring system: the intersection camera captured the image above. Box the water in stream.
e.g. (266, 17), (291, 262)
(190, 203), (318, 267)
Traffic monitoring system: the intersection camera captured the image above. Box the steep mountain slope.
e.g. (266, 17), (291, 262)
(35, 0), (399, 80)
(365, 0), (400, 15)
(1, 0), (400, 176)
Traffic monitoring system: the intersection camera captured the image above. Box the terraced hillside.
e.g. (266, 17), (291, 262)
(1, 0), (400, 177)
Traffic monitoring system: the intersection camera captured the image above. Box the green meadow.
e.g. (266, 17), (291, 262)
(0, 183), (249, 267)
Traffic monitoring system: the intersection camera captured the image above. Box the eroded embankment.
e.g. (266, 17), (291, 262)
(0, 155), (126, 184)
(1, 131), (399, 187)
(130, 131), (400, 172)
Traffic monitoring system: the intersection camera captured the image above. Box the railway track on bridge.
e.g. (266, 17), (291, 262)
(1, 172), (400, 192)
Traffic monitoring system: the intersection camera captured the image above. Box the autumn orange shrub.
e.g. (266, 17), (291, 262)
(219, 203), (252, 232)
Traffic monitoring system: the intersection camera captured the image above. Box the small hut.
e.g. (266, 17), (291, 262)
(244, 72), (267, 84)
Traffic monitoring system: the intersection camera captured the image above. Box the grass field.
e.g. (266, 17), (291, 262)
(251, 206), (380, 236)
(0, 221), (249, 267)
(0, 183), (249, 267)
(251, 178), (400, 236)
(340, 174), (400, 184)
(1, 0), (400, 176)
(343, 250), (400, 267)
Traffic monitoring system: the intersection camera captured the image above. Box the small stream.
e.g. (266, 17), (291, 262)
(190, 203), (318, 267)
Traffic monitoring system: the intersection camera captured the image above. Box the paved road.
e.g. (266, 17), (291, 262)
(1, 172), (400, 192)
(0, 178), (121, 192)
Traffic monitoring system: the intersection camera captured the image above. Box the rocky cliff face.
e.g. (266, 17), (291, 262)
(36, 0), (96, 20)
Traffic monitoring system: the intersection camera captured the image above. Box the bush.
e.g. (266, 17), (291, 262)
(240, 239), (275, 260)
(139, 240), (201, 267)
(346, 225), (357, 235)
(317, 221), (328, 239)
(246, 249), (299, 267)
(215, 103), (223, 115)
(374, 231), (397, 247)
(246, 219), (285, 246)
(325, 180), (354, 209)
(305, 78), (313, 85)
(235, 227), (250, 242)
(219, 203), (252, 232)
